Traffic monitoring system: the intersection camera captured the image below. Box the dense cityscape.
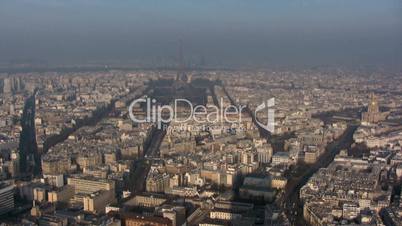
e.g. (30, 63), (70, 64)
(0, 67), (401, 226)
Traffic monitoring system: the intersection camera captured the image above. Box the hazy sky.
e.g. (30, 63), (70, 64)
(0, 0), (401, 68)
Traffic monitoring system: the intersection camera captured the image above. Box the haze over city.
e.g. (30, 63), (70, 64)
(1, 0), (401, 68)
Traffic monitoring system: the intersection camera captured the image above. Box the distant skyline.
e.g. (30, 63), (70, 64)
(0, 0), (401, 69)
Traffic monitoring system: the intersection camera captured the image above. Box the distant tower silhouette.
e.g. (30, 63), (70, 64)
(3, 78), (12, 94)
(175, 40), (189, 83)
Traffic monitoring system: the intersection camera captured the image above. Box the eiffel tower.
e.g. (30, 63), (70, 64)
(175, 40), (189, 83)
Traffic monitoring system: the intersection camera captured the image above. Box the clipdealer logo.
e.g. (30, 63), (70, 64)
(128, 97), (274, 133)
